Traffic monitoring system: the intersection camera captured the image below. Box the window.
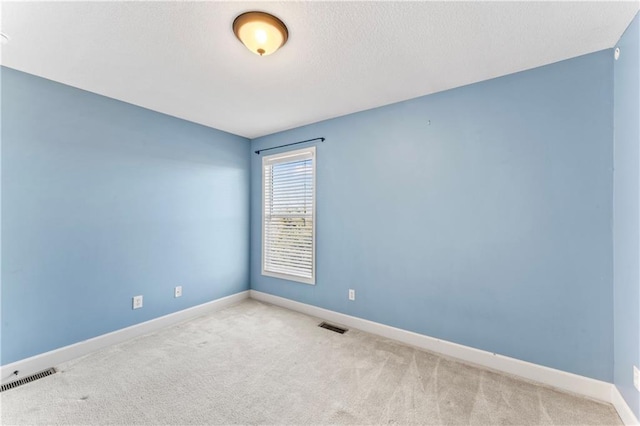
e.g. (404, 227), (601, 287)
(262, 147), (316, 285)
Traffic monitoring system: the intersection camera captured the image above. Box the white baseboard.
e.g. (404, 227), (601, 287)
(612, 386), (640, 426)
(3, 288), (636, 425)
(249, 290), (637, 424)
(1, 290), (249, 385)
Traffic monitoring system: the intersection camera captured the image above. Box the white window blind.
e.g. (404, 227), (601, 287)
(262, 147), (316, 285)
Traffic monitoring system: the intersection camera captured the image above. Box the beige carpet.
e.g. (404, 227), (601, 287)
(0, 299), (622, 425)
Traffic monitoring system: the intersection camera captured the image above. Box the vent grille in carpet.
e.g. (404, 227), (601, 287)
(1, 368), (56, 392)
(319, 322), (348, 334)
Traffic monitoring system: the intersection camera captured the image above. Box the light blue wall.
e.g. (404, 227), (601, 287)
(251, 51), (614, 382)
(1, 67), (251, 364)
(1, 38), (623, 388)
(613, 11), (640, 419)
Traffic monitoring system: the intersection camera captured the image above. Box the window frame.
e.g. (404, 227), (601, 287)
(261, 146), (316, 285)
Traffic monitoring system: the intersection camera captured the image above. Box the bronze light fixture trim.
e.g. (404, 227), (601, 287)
(233, 11), (289, 56)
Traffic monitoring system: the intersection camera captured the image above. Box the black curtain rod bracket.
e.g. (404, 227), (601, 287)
(254, 137), (325, 155)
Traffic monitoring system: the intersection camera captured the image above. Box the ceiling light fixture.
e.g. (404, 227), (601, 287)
(233, 11), (288, 57)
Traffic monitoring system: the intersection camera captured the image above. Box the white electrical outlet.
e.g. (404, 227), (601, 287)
(174, 286), (183, 298)
(634, 365), (639, 392)
(348, 289), (355, 301)
(132, 295), (143, 310)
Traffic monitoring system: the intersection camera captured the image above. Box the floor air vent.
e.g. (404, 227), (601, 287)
(1, 368), (56, 392)
(319, 322), (348, 334)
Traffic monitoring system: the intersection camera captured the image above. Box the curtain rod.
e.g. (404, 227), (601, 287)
(254, 137), (325, 155)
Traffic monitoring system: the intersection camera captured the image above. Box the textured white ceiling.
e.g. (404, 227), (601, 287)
(1, 1), (638, 139)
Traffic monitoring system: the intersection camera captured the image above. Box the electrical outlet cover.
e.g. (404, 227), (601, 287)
(132, 295), (143, 309)
(634, 365), (639, 392)
(174, 286), (183, 298)
(348, 289), (355, 301)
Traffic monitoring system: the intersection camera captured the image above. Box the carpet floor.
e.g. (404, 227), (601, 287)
(0, 299), (622, 425)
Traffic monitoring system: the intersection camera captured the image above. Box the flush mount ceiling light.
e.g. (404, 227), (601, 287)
(233, 11), (288, 56)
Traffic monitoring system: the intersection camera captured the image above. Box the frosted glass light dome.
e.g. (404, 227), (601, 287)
(233, 11), (288, 56)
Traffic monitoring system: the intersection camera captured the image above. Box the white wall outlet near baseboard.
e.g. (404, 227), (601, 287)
(174, 286), (182, 298)
(348, 289), (355, 301)
(634, 365), (639, 391)
(132, 295), (143, 309)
